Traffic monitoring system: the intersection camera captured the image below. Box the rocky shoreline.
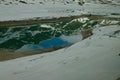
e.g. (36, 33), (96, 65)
(0, 14), (119, 27)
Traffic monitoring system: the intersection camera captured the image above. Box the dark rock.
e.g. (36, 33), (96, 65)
(39, 2), (43, 4)
(118, 53), (120, 56)
(81, 29), (93, 39)
(116, 77), (120, 80)
(9, 2), (12, 4)
(19, 1), (27, 4)
(63, 62), (67, 64)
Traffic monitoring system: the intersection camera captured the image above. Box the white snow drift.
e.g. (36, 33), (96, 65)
(0, 25), (120, 80)
(0, 0), (120, 21)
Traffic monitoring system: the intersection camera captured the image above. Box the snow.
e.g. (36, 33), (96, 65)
(0, 3), (80, 21)
(0, 25), (120, 80)
(60, 34), (82, 43)
(0, 1), (120, 21)
(0, 0), (120, 80)
(41, 24), (53, 29)
(93, 25), (120, 36)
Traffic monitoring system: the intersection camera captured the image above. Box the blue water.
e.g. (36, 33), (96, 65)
(0, 18), (101, 51)
(39, 37), (70, 48)
(16, 37), (71, 52)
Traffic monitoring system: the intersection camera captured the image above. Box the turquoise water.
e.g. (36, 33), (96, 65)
(16, 37), (71, 52)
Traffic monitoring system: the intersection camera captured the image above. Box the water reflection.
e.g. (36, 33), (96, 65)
(0, 18), (118, 51)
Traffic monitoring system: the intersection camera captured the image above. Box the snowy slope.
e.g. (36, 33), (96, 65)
(0, 0), (120, 21)
(84, 0), (120, 4)
(0, 25), (120, 80)
(0, 0), (120, 5)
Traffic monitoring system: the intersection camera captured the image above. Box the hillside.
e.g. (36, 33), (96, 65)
(0, 25), (120, 80)
(0, 0), (120, 80)
(0, 0), (120, 5)
(0, 0), (120, 22)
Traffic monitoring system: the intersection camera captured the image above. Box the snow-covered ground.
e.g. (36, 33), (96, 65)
(0, 25), (120, 80)
(0, 0), (120, 21)
(0, 0), (120, 80)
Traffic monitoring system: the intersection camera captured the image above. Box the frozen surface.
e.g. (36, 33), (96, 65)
(0, 0), (120, 21)
(0, 25), (120, 80)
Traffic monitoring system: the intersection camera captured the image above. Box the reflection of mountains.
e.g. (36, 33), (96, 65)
(0, 18), (118, 50)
